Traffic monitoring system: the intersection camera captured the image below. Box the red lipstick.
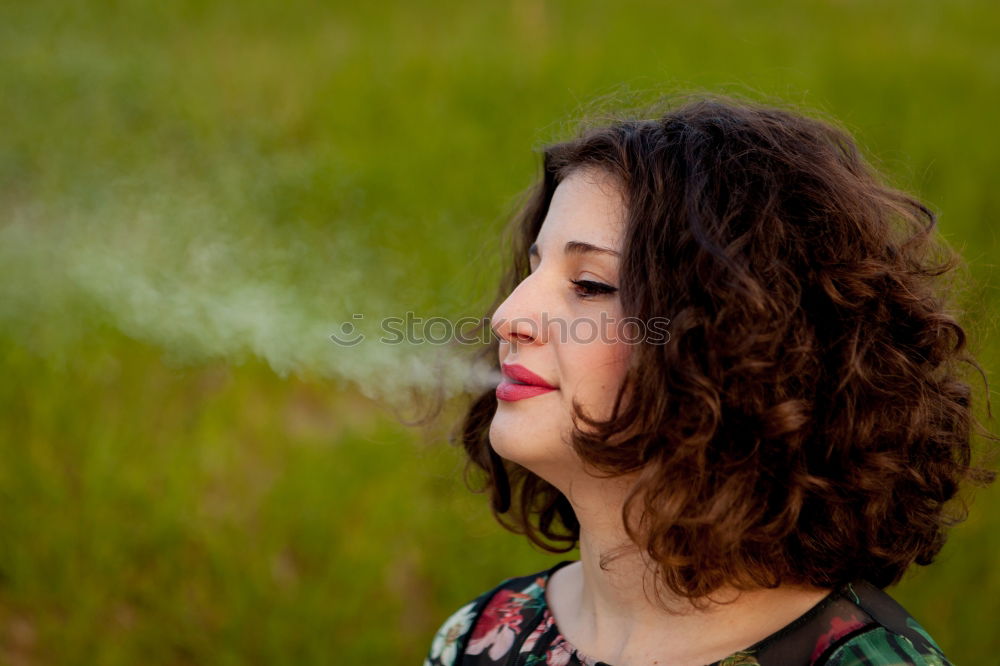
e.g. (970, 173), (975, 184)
(496, 363), (557, 402)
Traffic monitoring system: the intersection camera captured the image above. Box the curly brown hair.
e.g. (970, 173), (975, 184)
(456, 96), (996, 602)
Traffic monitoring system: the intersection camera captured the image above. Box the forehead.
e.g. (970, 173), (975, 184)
(535, 168), (626, 252)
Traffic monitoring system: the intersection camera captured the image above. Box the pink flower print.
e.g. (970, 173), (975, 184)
(811, 613), (868, 662)
(545, 634), (574, 666)
(521, 609), (556, 653)
(466, 589), (533, 661)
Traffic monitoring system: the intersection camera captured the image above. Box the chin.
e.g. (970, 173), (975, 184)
(488, 412), (572, 479)
(487, 413), (526, 463)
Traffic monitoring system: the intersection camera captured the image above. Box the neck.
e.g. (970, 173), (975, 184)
(554, 474), (832, 665)
(566, 473), (683, 626)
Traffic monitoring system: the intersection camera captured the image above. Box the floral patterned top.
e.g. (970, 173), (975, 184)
(424, 560), (951, 666)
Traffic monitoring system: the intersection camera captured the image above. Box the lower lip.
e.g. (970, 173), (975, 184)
(495, 380), (557, 402)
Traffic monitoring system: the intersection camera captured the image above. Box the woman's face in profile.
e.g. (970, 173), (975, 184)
(489, 168), (632, 489)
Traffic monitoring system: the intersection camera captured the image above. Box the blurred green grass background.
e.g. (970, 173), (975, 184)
(1, 1), (998, 664)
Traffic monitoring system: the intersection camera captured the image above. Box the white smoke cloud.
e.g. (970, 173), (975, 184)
(0, 172), (502, 406)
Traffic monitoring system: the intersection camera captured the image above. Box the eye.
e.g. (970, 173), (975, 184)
(571, 279), (618, 299)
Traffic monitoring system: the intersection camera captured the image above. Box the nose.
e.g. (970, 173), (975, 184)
(492, 316), (538, 346)
(490, 277), (546, 347)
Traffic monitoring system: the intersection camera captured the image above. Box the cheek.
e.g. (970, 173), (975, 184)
(561, 340), (631, 417)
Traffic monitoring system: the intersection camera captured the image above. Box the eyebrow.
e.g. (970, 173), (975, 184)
(528, 240), (620, 259)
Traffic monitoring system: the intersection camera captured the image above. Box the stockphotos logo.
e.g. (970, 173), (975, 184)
(329, 312), (670, 347)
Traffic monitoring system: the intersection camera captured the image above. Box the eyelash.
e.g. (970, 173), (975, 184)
(571, 279), (618, 299)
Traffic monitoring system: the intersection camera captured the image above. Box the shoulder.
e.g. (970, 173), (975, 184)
(423, 564), (560, 666)
(820, 626), (950, 666)
(815, 581), (951, 666)
(423, 595), (483, 666)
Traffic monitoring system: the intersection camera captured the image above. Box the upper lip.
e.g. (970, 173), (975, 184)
(500, 363), (557, 389)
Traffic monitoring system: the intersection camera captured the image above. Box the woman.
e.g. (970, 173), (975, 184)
(424, 97), (995, 666)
